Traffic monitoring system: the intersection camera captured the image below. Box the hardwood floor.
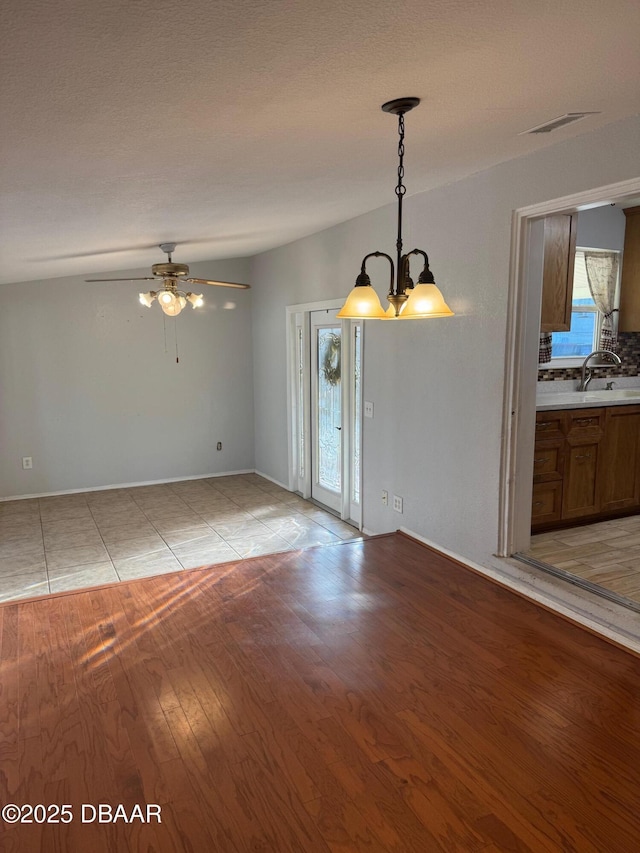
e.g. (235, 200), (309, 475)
(1, 533), (639, 852)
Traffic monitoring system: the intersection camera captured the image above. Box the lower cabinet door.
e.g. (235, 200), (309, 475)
(600, 406), (640, 512)
(562, 440), (601, 519)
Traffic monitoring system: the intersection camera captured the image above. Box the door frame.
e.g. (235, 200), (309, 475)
(498, 177), (640, 557)
(285, 299), (363, 526)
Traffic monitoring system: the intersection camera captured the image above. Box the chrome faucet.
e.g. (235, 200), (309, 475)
(578, 350), (622, 392)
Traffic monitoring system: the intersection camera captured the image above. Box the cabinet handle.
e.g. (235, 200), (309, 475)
(534, 457), (549, 464)
(533, 501), (544, 507)
(537, 421), (553, 428)
(575, 418), (594, 426)
(575, 453), (591, 460)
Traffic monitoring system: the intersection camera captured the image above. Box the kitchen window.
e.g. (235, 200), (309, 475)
(550, 249), (621, 364)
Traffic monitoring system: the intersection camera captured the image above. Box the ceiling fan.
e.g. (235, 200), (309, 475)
(86, 243), (250, 316)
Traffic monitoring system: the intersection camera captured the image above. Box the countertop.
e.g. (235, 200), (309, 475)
(536, 389), (640, 411)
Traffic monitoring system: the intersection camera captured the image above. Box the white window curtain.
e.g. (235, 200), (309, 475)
(584, 251), (619, 352)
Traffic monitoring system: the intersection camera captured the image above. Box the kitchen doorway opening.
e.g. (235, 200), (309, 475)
(499, 176), (640, 609)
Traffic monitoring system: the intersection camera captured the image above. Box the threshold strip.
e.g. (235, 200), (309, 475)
(515, 552), (640, 616)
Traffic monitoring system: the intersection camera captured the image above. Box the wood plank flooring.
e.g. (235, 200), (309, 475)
(526, 514), (640, 605)
(1, 533), (639, 852)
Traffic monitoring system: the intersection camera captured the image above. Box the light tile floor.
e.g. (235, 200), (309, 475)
(526, 514), (640, 606)
(0, 474), (363, 603)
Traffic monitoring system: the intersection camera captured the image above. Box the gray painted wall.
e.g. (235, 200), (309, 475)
(1, 257), (254, 497)
(576, 204), (626, 250)
(250, 115), (640, 565)
(3, 113), (639, 575)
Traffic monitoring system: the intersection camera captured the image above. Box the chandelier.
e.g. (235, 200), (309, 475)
(338, 98), (454, 320)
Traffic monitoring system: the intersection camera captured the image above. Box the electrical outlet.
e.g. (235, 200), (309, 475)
(364, 401), (374, 419)
(216, 442), (222, 451)
(381, 489), (388, 506)
(393, 495), (403, 513)
(22, 457), (33, 470)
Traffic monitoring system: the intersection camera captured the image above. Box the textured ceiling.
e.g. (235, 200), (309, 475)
(1, 0), (639, 284)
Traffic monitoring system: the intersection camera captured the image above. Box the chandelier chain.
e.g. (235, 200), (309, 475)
(396, 113), (406, 199)
(395, 112), (407, 263)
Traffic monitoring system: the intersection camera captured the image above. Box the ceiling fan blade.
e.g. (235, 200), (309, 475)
(186, 278), (250, 289)
(85, 277), (157, 282)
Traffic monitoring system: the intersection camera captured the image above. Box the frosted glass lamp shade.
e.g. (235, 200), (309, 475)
(187, 293), (204, 308)
(399, 283), (454, 319)
(159, 293), (186, 316)
(337, 285), (387, 319)
(139, 291), (156, 307)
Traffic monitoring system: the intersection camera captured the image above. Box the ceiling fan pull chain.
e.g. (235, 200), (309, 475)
(174, 316), (180, 364)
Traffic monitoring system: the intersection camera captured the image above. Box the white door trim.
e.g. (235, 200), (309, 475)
(285, 300), (345, 494)
(285, 299), (363, 526)
(498, 177), (640, 557)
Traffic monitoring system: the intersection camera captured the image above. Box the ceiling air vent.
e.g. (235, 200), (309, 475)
(520, 112), (600, 135)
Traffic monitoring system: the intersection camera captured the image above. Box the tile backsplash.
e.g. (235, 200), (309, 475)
(538, 332), (640, 382)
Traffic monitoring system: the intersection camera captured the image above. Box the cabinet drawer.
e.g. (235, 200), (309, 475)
(532, 481), (563, 525)
(533, 439), (563, 481)
(567, 408), (604, 437)
(535, 411), (566, 440)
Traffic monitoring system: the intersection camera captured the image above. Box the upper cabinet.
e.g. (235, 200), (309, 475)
(540, 214), (577, 332)
(618, 205), (640, 332)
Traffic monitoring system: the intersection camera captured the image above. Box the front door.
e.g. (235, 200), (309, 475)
(310, 310), (343, 512)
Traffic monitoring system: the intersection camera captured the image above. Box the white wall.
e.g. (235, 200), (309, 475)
(251, 115), (640, 564)
(0, 257), (254, 498)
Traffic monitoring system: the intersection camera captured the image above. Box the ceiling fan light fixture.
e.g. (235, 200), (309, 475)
(186, 292), (204, 308)
(86, 244), (250, 320)
(139, 291), (156, 307)
(160, 293), (186, 316)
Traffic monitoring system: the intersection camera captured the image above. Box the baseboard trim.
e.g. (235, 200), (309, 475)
(399, 526), (640, 656)
(1, 469), (256, 502)
(253, 471), (289, 490)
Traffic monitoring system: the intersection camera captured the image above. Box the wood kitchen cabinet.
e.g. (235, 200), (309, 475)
(562, 409), (604, 519)
(618, 205), (640, 332)
(599, 404), (640, 512)
(531, 480), (563, 526)
(532, 413), (566, 526)
(532, 405), (640, 531)
(540, 213), (577, 332)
